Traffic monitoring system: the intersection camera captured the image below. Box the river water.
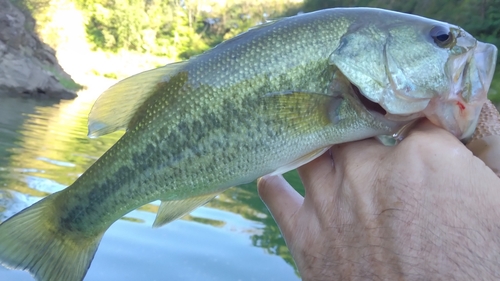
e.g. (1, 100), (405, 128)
(0, 89), (303, 281)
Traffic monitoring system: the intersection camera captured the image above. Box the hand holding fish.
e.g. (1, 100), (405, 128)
(258, 117), (500, 280)
(0, 7), (497, 281)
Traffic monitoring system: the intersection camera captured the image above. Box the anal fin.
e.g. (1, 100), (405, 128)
(153, 192), (220, 228)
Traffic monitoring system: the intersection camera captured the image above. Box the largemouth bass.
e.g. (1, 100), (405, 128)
(0, 7), (496, 281)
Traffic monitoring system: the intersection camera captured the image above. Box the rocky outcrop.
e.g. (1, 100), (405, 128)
(0, 0), (78, 99)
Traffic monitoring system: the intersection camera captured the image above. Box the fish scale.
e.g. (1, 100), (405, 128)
(0, 7), (496, 281)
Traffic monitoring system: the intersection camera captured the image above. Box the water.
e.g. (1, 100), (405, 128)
(0, 91), (303, 281)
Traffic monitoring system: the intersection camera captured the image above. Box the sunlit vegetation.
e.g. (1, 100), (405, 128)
(12, 0), (302, 60)
(75, 0), (301, 59)
(11, 0), (500, 101)
(490, 71), (500, 103)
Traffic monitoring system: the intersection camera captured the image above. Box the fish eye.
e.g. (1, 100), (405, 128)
(430, 26), (454, 48)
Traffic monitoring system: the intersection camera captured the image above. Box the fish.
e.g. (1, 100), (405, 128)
(0, 7), (497, 281)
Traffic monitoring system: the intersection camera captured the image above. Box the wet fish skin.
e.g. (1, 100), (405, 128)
(0, 7), (496, 281)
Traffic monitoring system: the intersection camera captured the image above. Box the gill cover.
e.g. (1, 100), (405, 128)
(328, 24), (442, 116)
(329, 18), (498, 140)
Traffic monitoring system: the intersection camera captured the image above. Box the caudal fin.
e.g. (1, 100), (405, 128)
(0, 194), (103, 281)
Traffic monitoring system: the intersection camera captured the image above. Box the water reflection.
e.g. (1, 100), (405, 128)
(0, 91), (301, 280)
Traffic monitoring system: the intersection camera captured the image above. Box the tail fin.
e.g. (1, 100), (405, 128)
(0, 194), (103, 281)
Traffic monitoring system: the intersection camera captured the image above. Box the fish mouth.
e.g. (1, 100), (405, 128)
(347, 41), (498, 141)
(349, 81), (422, 126)
(345, 80), (414, 139)
(350, 83), (387, 116)
(423, 42), (497, 140)
(329, 69), (410, 134)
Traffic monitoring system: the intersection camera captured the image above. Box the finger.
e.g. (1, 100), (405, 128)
(297, 139), (389, 202)
(296, 150), (335, 194)
(411, 118), (448, 133)
(407, 119), (461, 144)
(330, 138), (389, 171)
(257, 174), (303, 233)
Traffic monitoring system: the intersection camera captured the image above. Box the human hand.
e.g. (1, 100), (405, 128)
(467, 100), (500, 177)
(258, 120), (500, 280)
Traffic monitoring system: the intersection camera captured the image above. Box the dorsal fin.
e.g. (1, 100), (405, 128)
(87, 61), (188, 138)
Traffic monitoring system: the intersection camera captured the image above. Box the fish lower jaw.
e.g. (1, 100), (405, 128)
(422, 95), (484, 140)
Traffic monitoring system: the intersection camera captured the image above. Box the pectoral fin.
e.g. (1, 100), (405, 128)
(260, 91), (346, 175)
(153, 192), (220, 228)
(88, 61), (188, 138)
(262, 91), (343, 127)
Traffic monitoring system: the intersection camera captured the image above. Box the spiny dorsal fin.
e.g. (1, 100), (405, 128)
(153, 192), (220, 228)
(87, 61), (187, 138)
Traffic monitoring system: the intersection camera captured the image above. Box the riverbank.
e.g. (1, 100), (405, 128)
(0, 0), (79, 99)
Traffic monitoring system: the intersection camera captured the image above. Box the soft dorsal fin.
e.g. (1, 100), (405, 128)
(87, 61), (187, 138)
(153, 192), (221, 228)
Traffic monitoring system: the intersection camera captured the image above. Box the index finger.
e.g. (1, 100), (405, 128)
(297, 138), (390, 202)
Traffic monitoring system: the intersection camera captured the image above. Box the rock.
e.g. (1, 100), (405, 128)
(0, 0), (78, 99)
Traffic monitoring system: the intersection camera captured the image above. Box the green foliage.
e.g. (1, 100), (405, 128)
(82, 0), (148, 51)
(489, 71), (500, 103)
(103, 72), (118, 79)
(71, 0), (300, 59)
